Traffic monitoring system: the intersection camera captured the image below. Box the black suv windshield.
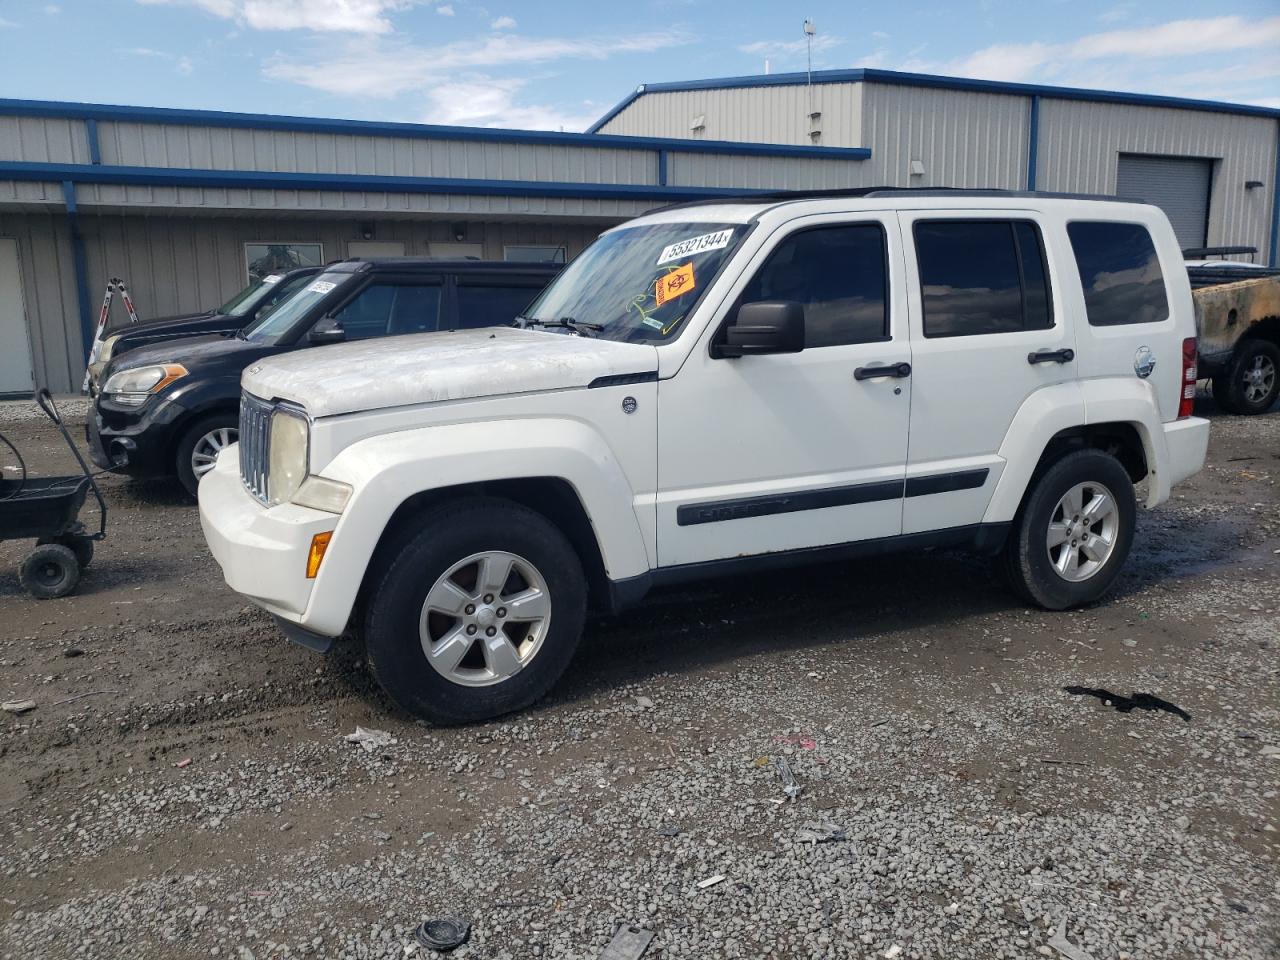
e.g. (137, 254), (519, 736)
(521, 221), (744, 343)
(242, 272), (350, 344)
(218, 275), (276, 317)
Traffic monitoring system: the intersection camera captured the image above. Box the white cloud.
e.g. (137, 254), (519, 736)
(739, 34), (842, 59)
(44, 4), (62, 13)
(421, 77), (600, 130)
(490, 14), (516, 30)
(118, 46), (198, 74)
(436, 2), (454, 14)
(0, 17), (18, 27)
(135, 0), (416, 34)
(265, 31), (690, 98)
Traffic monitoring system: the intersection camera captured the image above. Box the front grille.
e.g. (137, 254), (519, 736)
(239, 391), (274, 503)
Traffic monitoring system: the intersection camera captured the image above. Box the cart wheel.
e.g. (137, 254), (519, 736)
(19, 544), (81, 599)
(38, 535), (94, 568)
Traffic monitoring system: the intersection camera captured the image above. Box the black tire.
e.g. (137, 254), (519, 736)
(363, 497), (588, 725)
(19, 544), (81, 599)
(1001, 449), (1136, 610)
(1212, 339), (1280, 416)
(175, 413), (239, 500)
(38, 535), (94, 568)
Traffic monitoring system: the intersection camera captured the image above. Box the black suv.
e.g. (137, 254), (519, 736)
(89, 258), (561, 497)
(86, 267), (320, 391)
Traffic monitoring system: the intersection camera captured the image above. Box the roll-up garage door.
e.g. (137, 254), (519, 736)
(1116, 154), (1212, 250)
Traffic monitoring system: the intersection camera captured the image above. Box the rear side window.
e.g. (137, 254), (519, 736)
(1067, 221), (1169, 326)
(334, 282), (442, 339)
(736, 223), (888, 348)
(914, 220), (1054, 337)
(455, 283), (544, 330)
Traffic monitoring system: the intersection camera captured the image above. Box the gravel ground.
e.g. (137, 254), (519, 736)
(0, 396), (1277, 960)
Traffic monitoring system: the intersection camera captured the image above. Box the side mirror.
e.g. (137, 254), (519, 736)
(308, 316), (346, 345)
(714, 301), (805, 358)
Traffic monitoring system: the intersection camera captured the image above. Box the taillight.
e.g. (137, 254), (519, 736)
(1178, 337), (1198, 419)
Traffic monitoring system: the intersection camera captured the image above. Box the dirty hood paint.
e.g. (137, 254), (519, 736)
(241, 327), (659, 418)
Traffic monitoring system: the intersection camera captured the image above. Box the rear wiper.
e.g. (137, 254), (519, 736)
(515, 316), (604, 337)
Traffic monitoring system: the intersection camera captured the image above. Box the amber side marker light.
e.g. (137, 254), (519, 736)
(306, 532), (333, 579)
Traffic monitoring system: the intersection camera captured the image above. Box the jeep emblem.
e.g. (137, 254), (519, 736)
(1133, 346), (1156, 379)
(248, 364), (262, 375)
(621, 396), (638, 415)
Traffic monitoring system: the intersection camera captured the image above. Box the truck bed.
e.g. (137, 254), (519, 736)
(1191, 273), (1280, 372)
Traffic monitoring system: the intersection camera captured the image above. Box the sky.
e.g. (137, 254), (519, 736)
(0, 0), (1277, 131)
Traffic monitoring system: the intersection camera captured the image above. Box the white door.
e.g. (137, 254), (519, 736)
(0, 239), (34, 395)
(898, 210), (1077, 534)
(347, 240), (406, 258)
(657, 215), (912, 567)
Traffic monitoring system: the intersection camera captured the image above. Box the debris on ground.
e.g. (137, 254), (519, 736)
(598, 924), (654, 960)
(656, 824), (681, 837)
(774, 757), (801, 801)
(344, 725), (396, 753)
(174, 757), (192, 769)
(1062, 686), (1191, 722)
(772, 735), (817, 750)
(1046, 917), (1096, 960)
(1, 698), (36, 714)
(796, 821), (847, 844)
(50, 690), (119, 707)
(696, 875), (726, 889)
(414, 916), (470, 952)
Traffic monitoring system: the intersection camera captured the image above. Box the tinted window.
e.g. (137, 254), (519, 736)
(334, 282), (442, 340)
(1067, 221), (1169, 326)
(737, 224), (887, 348)
(915, 221), (1054, 337)
(456, 284), (544, 330)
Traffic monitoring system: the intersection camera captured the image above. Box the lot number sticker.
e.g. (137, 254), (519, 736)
(262, 274), (283, 285)
(655, 263), (696, 307)
(306, 280), (337, 294)
(656, 229), (733, 265)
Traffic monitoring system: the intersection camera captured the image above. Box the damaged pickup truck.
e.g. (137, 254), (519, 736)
(199, 188), (1210, 724)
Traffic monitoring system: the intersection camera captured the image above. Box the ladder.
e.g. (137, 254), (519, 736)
(82, 278), (140, 392)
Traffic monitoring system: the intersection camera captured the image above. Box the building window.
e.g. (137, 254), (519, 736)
(733, 224), (888, 348)
(244, 242), (324, 283)
(914, 220), (1053, 337)
(1066, 221), (1169, 326)
(504, 244), (567, 263)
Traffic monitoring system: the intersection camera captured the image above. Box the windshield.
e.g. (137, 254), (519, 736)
(242, 272), (349, 344)
(217, 275), (279, 317)
(522, 221), (745, 343)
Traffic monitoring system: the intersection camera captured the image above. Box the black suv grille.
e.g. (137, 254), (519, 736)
(239, 391), (273, 503)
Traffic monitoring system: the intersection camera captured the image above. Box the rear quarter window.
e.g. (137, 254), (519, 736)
(1066, 221), (1169, 326)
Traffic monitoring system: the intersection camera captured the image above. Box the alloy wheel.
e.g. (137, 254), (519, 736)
(1242, 353), (1276, 405)
(1045, 480), (1120, 582)
(191, 426), (238, 480)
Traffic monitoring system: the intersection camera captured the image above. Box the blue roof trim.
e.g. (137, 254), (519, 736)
(0, 160), (783, 202)
(589, 67), (1280, 127)
(587, 86), (646, 134)
(0, 98), (868, 161)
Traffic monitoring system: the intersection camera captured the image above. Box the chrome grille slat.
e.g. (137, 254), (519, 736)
(239, 391), (274, 503)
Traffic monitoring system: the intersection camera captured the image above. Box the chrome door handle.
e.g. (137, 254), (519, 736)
(854, 362), (912, 381)
(1027, 348), (1074, 365)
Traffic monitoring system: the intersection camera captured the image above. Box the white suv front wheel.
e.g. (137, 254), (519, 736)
(364, 498), (587, 725)
(1001, 449), (1136, 610)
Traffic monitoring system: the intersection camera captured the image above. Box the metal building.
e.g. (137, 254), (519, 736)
(591, 68), (1280, 265)
(1, 67), (1277, 394)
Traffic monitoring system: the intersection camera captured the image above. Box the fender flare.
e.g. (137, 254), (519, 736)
(301, 418), (649, 636)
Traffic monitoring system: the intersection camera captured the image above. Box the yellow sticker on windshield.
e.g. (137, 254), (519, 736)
(655, 262), (695, 307)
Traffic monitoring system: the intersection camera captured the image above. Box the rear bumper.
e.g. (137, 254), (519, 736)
(198, 446), (337, 628)
(1162, 416), (1210, 490)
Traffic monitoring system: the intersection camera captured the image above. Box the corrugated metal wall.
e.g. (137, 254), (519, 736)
(595, 84), (863, 146)
(0, 211), (82, 393)
(858, 84), (1030, 188)
(1036, 98), (1277, 257)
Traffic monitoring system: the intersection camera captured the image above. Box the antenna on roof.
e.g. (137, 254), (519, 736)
(803, 19), (819, 143)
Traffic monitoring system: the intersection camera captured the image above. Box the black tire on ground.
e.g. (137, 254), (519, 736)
(1212, 339), (1280, 416)
(38, 535), (94, 568)
(175, 413), (239, 500)
(1000, 449), (1136, 610)
(363, 497), (588, 725)
(19, 543), (81, 599)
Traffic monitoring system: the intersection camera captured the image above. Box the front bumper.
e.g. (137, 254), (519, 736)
(87, 395), (185, 476)
(198, 446), (337, 629)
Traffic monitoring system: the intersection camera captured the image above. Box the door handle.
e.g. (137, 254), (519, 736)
(854, 362), (912, 381)
(1027, 348), (1074, 365)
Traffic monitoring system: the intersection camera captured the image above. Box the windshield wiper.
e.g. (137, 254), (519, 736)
(515, 316), (604, 337)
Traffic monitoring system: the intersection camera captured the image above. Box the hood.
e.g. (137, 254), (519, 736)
(109, 313), (241, 353)
(108, 309), (214, 335)
(108, 332), (280, 378)
(243, 327), (659, 418)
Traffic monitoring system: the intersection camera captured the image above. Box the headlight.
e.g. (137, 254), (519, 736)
(267, 408), (309, 506)
(101, 363), (188, 406)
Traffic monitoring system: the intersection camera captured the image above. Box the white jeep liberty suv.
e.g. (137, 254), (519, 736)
(199, 189), (1210, 724)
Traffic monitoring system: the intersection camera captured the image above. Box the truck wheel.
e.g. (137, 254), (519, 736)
(19, 544), (81, 599)
(363, 497), (587, 725)
(1213, 339), (1280, 415)
(1001, 449), (1135, 610)
(176, 414), (239, 499)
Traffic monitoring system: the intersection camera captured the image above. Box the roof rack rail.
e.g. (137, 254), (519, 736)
(651, 185), (1140, 213)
